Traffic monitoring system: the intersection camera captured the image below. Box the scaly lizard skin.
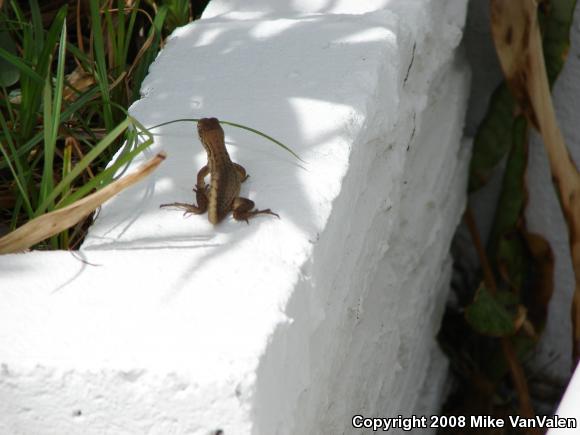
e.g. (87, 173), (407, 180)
(161, 117), (279, 224)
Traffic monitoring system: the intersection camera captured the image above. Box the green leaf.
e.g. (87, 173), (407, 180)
(0, 31), (20, 87)
(487, 116), (528, 290)
(465, 286), (516, 337)
(468, 84), (516, 192)
(540, 0), (577, 87)
(490, 118), (528, 240)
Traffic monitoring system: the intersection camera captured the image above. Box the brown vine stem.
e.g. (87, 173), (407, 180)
(464, 207), (538, 430)
(490, 0), (580, 369)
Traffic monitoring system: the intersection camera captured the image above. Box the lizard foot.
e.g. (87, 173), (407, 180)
(233, 208), (280, 224)
(160, 202), (205, 216)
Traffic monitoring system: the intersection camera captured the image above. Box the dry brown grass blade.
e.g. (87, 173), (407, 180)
(490, 0), (580, 367)
(0, 152), (166, 254)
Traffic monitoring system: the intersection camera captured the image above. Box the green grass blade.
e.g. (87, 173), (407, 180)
(139, 118), (200, 130)
(0, 30), (21, 87)
(147, 118), (303, 161)
(65, 40), (92, 72)
(90, 0), (114, 130)
(59, 137), (74, 205)
(130, 5), (167, 102)
(50, 21), (67, 146)
(220, 120), (303, 162)
(35, 8), (68, 84)
(0, 46), (44, 84)
(7, 1), (25, 27)
(38, 21), (68, 213)
(112, 0), (124, 71)
(163, 0), (191, 32)
(36, 118), (132, 215)
(123, 1), (140, 65)
(0, 116), (33, 216)
(29, 0), (43, 54)
(19, 5), (67, 138)
(60, 124), (154, 207)
(0, 85), (16, 125)
(0, 85), (101, 172)
(106, 4), (115, 59)
(39, 69), (54, 208)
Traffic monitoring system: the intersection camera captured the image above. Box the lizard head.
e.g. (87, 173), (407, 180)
(197, 117), (224, 157)
(197, 117), (222, 136)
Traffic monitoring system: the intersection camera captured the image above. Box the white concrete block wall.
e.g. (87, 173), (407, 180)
(0, 1), (470, 433)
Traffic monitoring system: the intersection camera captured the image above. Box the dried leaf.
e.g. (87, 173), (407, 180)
(539, 0), (577, 86)
(0, 152), (165, 254)
(63, 67), (95, 101)
(522, 231), (554, 329)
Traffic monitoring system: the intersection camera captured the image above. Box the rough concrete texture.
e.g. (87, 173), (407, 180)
(0, 1), (470, 433)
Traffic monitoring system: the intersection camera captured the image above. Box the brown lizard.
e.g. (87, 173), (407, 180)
(160, 117), (279, 224)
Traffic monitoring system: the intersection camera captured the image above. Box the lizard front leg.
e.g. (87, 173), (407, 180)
(231, 197), (279, 223)
(233, 163), (249, 182)
(160, 165), (210, 215)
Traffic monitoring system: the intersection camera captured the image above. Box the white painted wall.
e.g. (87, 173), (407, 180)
(0, 1), (470, 433)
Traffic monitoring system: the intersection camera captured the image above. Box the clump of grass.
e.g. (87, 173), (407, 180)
(0, 0), (174, 249)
